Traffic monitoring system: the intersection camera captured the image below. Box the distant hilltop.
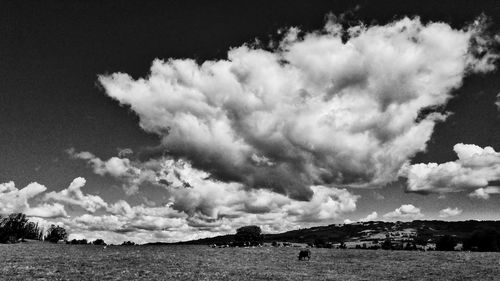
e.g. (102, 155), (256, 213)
(159, 220), (500, 252)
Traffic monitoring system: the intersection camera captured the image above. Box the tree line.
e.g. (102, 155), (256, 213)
(0, 212), (116, 246)
(0, 213), (67, 243)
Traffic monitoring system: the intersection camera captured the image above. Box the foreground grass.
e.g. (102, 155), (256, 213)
(1, 242), (499, 280)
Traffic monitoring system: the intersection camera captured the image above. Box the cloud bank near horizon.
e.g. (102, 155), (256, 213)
(0, 171), (359, 244)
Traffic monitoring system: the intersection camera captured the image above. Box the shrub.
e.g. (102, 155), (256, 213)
(45, 225), (68, 243)
(69, 239), (88, 245)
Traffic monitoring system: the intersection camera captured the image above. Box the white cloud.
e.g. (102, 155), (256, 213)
(67, 148), (155, 195)
(344, 211), (378, 224)
(400, 143), (500, 194)
(45, 177), (108, 213)
(67, 148), (138, 178)
(383, 204), (423, 220)
(97, 16), (497, 199)
(25, 203), (67, 219)
(343, 219), (354, 224)
(469, 186), (500, 200)
(438, 207), (463, 218)
(0, 181), (67, 218)
(360, 211), (378, 222)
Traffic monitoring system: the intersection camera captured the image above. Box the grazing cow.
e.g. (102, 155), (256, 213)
(298, 249), (311, 261)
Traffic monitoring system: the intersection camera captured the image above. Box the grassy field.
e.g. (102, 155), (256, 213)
(1, 242), (499, 280)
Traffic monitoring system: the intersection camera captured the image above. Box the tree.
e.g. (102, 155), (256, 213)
(0, 213), (28, 243)
(69, 239), (88, 245)
(93, 239), (106, 245)
(314, 237), (326, 248)
(463, 229), (500, 252)
(45, 225), (68, 243)
(415, 226), (433, 246)
(23, 221), (43, 240)
(234, 225), (263, 246)
(381, 238), (393, 250)
(436, 235), (457, 251)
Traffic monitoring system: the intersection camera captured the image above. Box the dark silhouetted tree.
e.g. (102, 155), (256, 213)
(314, 237), (326, 248)
(381, 238), (393, 250)
(93, 239), (106, 245)
(415, 226), (433, 246)
(69, 239), (88, 245)
(463, 229), (500, 252)
(23, 221), (43, 240)
(0, 213), (29, 243)
(404, 242), (417, 251)
(436, 235), (457, 251)
(45, 225), (68, 243)
(234, 225), (263, 246)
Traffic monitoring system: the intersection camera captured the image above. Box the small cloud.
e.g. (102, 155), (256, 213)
(344, 219), (354, 224)
(67, 148), (150, 194)
(360, 211), (378, 222)
(400, 143), (500, 194)
(372, 191), (385, 200)
(439, 207), (463, 218)
(118, 148), (133, 158)
(469, 186), (500, 200)
(383, 204), (423, 221)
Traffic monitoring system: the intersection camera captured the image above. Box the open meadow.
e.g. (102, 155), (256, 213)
(1, 242), (500, 280)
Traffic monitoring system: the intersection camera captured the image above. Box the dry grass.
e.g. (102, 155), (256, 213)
(1, 242), (499, 280)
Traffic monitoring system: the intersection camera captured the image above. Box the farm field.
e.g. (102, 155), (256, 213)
(1, 242), (499, 280)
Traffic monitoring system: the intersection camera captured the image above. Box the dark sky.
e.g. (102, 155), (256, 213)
(1, 0), (500, 242)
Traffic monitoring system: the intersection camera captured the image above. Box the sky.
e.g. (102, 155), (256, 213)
(1, 0), (500, 244)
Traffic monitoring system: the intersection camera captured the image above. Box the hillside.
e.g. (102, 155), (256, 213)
(171, 220), (500, 247)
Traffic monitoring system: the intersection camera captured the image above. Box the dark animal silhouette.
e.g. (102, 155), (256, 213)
(298, 249), (311, 260)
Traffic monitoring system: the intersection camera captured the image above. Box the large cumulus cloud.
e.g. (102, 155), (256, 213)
(98, 16), (497, 200)
(400, 143), (500, 197)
